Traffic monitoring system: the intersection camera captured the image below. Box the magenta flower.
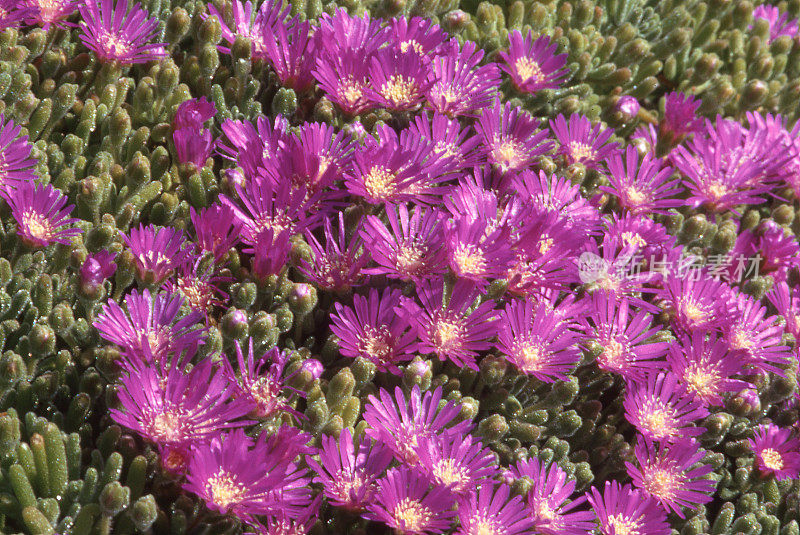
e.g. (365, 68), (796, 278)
(405, 112), (484, 178)
(455, 483), (533, 535)
(256, 496), (321, 535)
(219, 116), (289, 180)
(122, 224), (190, 284)
(667, 332), (749, 407)
(498, 30), (569, 93)
(426, 38), (500, 118)
(550, 113), (619, 170)
(299, 212), (366, 293)
(399, 279), (498, 370)
(360, 204), (447, 281)
(615, 95), (641, 118)
(111, 360), (253, 449)
(363, 385), (472, 464)
(625, 437), (715, 517)
(189, 204), (242, 263)
(364, 466), (456, 534)
(173, 97), (217, 169)
(0, 115), (37, 194)
(78, 0), (167, 64)
(288, 122), (354, 194)
(162, 259), (229, 318)
(753, 5), (799, 42)
(748, 423), (800, 481)
(312, 48), (375, 116)
(767, 281), (800, 339)
(476, 99), (553, 174)
(497, 298), (581, 382)
(220, 340), (305, 420)
(387, 16), (448, 57)
(417, 433), (497, 496)
(79, 250), (117, 295)
(584, 293), (668, 383)
(3, 181), (81, 248)
(366, 48), (432, 112)
(508, 458), (595, 535)
(445, 216), (513, 286)
(330, 288), (417, 374)
(1, 1), (36, 30)
(604, 213), (676, 261)
(263, 16), (316, 92)
(672, 123), (770, 213)
(602, 146), (681, 215)
(315, 8), (388, 56)
(661, 92), (702, 139)
(722, 293), (792, 377)
(204, 0), (290, 60)
(586, 481), (671, 535)
(307, 428), (392, 512)
(659, 272), (735, 333)
(252, 228), (293, 280)
(24, 0), (79, 29)
(345, 135), (437, 205)
(183, 427), (311, 522)
(220, 175), (313, 250)
(623, 372), (709, 443)
(94, 289), (205, 362)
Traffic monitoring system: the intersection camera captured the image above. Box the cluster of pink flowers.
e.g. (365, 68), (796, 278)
(2, 0), (799, 533)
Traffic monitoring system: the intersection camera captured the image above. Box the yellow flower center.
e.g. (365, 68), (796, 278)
(380, 75), (417, 107)
(621, 231), (646, 249)
(363, 165), (398, 200)
(761, 448), (784, 471)
(728, 328), (753, 350)
(432, 318), (464, 353)
(491, 138), (525, 171)
(21, 211), (52, 242)
(149, 410), (184, 442)
(707, 181), (731, 201)
(599, 339), (627, 370)
(98, 31), (133, 57)
(452, 244), (486, 277)
(606, 514), (641, 535)
(568, 141), (596, 163)
(515, 57), (545, 83)
(341, 77), (364, 107)
(206, 471), (246, 510)
(250, 376), (281, 417)
(400, 40), (424, 54)
(683, 364), (720, 401)
(359, 326), (394, 363)
(395, 243), (426, 275)
(473, 518), (502, 535)
(644, 467), (678, 501)
(681, 300), (708, 325)
(393, 498), (432, 531)
(640, 405), (678, 440)
(625, 187), (647, 207)
(433, 458), (470, 491)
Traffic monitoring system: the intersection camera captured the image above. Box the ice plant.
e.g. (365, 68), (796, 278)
(122, 224), (191, 284)
(661, 92), (702, 139)
(204, 0), (290, 60)
(299, 212), (367, 292)
(399, 279), (499, 370)
(476, 99), (553, 174)
(426, 39), (500, 118)
(110, 360), (253, 449)
(455, 483), (533, 535)
(623, 372), (709, 443)
(497, 30), (569, 93)
(79, 250), (117, 295)
(183, 427), (312, 522)
(363, 385), (472, 464)
(330, 288), (417, 374)
(262, 16), (316, 92)
(307, 428), (393, 511)
(173, 97), (217, 169)
(752, 5), (799, 42)
(78, 0), (168, 64)
(748, 424), (800, 481)
(667, 332), (749, 407)
(0, 115), (37, 194)
(586, 481), (671, 535)
(3, 181), (81, 248)
(416, 433), (497, 495)
(626, 437), (716, 517)
(602, 145), (682, 215)
(189, 204), (243, 263)
(509, 458), (596, 535)
(360, 203), (447, 281)
(584, 293), (669, 383)
(94, 289), (205, 362)
(364, 466), (456, 534)
(24, 0), (79, 29)
(366, 49), (431, 111)
(549, 113), (619, 170)
(2, 2), (35, 30)
(219, 340), (305, 420)
(722, 293), (792, 376)
(496, 298), (582, 382)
